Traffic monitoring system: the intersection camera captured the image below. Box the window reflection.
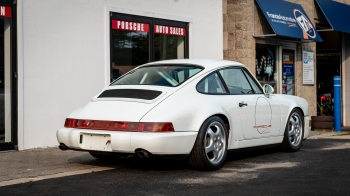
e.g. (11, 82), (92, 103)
(111, 30), (150, 82)
(255, 44), (278, 93)
(154, 34), (185, 60)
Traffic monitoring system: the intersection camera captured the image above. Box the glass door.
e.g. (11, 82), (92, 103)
(282, 50), (295, 95)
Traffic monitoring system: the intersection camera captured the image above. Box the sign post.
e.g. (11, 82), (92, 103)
(334, 76), (341, 132)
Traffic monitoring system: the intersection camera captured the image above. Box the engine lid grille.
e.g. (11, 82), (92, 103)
(97, 89), (162, 100)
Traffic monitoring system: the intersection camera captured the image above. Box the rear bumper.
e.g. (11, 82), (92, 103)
(304, 115), (311, 139)
(56, 128), (197, 155)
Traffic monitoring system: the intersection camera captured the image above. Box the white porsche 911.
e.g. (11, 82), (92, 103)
(57, 59), (311, 170)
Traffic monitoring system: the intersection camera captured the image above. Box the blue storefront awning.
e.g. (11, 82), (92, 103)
(315, 0), (350, 34)
(256, 0), (322, 42)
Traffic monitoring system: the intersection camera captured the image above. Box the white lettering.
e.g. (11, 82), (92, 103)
(125, 22), (128, 30)
(117, 20), (121, 29)
(121, 21), (124, 29)
(137, 23), (141, 31)
(181, 28), (184, 36)
(141, 24), (144, 31)
(133, 23), (136, 31)
(266, 12), (296, 23)
(1, 7), (5, 16)
(0, 6), (5, 16)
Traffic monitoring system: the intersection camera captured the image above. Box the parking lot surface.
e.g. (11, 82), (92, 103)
(1, 130), (350, 195)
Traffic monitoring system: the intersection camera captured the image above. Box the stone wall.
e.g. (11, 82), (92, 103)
(223, 0), (318, 116)
(223, 0), (255, 72)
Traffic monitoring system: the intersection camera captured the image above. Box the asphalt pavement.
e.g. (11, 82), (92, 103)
(0, 128), (350, 195)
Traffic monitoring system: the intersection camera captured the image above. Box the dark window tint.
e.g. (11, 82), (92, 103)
(112, 65), (202, 87)
(218, 68), (254, 94)
(242, 69), (263, 94)
(197, 72), (227, 94)
(154, 34), (185, 61)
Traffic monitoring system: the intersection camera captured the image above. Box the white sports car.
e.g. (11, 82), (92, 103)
(57, 59), (311, 170)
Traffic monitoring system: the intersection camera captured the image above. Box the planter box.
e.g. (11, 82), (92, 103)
(311, 116), (333, 130)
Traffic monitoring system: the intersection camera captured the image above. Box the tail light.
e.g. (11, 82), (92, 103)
(64, 118), (174, 132)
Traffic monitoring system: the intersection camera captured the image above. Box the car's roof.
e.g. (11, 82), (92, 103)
(140, 59), (245, 71)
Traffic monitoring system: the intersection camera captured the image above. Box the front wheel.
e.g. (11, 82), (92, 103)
(187, 116), (228, 170)
(281, 109), (304, 151)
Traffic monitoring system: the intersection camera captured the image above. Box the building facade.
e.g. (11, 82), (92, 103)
(1, 0), (350, 151)
(0, 0), (223, 150)
(223, 0), (350, 126)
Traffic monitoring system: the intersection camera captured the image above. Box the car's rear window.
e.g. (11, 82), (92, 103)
(111, 65), (203, 87)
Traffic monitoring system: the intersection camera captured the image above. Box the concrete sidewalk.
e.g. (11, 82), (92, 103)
(308, 126), (350, 139)
(0, 127), (350, 187)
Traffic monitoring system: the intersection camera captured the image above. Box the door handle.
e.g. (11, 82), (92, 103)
(239, 102), (247, 107)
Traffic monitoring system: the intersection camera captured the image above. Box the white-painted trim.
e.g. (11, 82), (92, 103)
(105, 5), (193, 23)
(104, 6), (110, 87)
(104, 5), (193, 86)
(17, 0), (24, 150)
(188, 22), (193, 58)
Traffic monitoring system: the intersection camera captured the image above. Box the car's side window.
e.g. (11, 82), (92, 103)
(197, 72), (227, 94)
(218, 68), (254, 95)
(242, 69), (263, 94)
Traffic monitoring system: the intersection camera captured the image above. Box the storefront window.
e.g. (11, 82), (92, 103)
(111, 20), (150, 81)
(255, 44), (278, 92)
(154, 25), (186, 60)
(110, 14), (188, 82)
(0, 5), (12, 143)
(282, 50), (295, 95)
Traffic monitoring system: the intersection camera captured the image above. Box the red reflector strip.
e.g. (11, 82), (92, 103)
(64, 118), (174, 132)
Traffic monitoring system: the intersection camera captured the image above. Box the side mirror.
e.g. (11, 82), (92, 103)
(263, 84), (274, 97)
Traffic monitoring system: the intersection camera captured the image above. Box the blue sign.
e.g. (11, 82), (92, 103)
(315, 0), (350, 34)
(282, 64), (294, 77)
(256, 0), (322, 42)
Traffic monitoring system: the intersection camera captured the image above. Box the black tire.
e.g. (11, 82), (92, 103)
(281, 109), (304, 152)
(187, 116), (228, 170)
(89, 151), (120, 161)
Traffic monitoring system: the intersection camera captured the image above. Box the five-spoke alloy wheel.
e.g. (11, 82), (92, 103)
(188, 116), (228, 170)
(281, 109), (304, 151)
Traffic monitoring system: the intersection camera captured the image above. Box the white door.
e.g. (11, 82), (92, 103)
(218, 68), (280, 140)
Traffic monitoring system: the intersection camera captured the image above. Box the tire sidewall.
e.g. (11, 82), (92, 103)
(198, 116), (228, 170)
(284, 109), (304, 151)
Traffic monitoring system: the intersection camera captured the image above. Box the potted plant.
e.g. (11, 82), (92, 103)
(311, 95), (333, 130)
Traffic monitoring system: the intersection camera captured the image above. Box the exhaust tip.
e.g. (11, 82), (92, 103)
(59, 143), (69, 151)
(135, 149), (150, 158)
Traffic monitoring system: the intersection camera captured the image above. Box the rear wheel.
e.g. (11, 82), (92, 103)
(187, 116), (228, 170)
(281, 109), (304, 151)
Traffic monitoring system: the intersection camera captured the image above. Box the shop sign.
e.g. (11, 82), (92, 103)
(0, 6), (11, 18)
(316, 50), (340, 64)
(112, 20), (149, 32)
(256, 0), (322, 42)
(302, 51), (315, 85)
(154, 25), (186, 36)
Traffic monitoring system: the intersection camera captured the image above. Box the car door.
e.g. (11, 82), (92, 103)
(241, 68), (280, 138)
(218, 68), (279, 140)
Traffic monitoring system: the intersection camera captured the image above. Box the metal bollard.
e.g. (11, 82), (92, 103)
(334, 76), (341, 132)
